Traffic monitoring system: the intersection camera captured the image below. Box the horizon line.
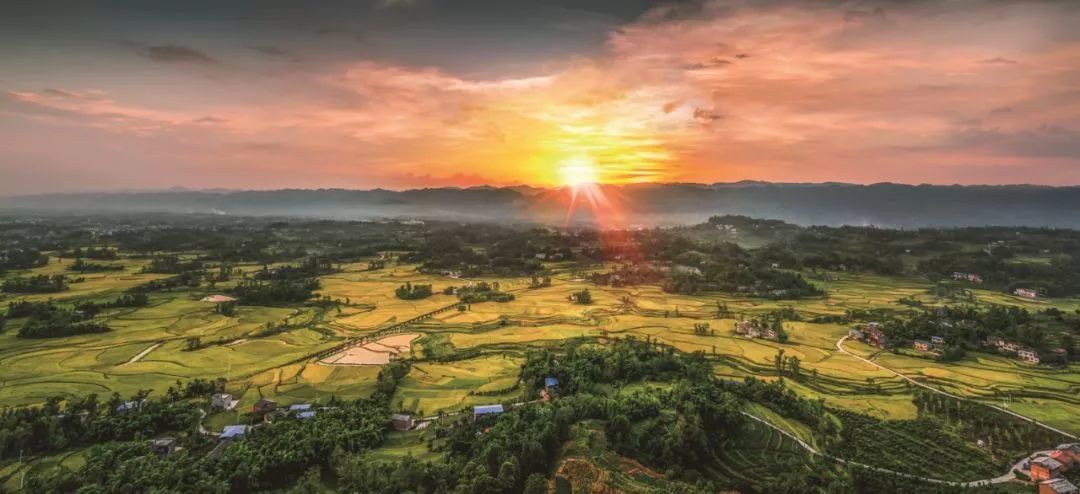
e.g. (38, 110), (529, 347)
(4, 180), (1080, 199)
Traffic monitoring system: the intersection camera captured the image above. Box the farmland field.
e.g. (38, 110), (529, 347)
(2, 257), (1077, 436)
(2, 241), (1079, 494)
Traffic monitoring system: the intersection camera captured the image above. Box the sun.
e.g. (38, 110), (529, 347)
(558, 156), (598, 187)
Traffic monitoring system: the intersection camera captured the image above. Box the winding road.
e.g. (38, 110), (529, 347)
(836, 335), (1077, 440)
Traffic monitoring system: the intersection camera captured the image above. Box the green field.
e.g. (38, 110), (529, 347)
(2, 256), (1077, 439)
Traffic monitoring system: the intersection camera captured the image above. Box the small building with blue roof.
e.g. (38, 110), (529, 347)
(220, 425), (249, 440)
(473, 404), (504, 420)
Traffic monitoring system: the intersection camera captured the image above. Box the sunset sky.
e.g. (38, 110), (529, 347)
(2, 0), (1079, 195)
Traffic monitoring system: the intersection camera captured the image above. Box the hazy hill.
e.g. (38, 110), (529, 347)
(3, 182), (1080, 228)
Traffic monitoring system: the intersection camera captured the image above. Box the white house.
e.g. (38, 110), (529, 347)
(1018, 349), (1040, 364)
(211, 393), (237, 411)
(1014, 288), (1038, 298)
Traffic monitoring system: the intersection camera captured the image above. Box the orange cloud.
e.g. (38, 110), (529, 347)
(2, 0), (1079, 193)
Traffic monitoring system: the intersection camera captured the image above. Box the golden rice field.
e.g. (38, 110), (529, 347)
(1, 258), (1077, 434)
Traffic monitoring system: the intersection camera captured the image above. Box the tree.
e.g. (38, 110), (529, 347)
(773, 317), (789, 343)
(286, 468), (322, 494)
(572, 289), (592, 305)
(787, 356), (801, 377)
(523, 473), (547, 494)
(775, 349), (786, 376)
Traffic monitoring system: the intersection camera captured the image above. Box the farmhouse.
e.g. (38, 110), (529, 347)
(297, 411), (317, 420)
(220, 425), (248, 440)
(391, 413), (414, 431)
(211, 393), (236, 411)
(288, 403), (312, 413)
(951, 272), (983, 283)
(1051, 450), (1076, 468)
(913, 340), (932, 352)
(735, 319), (758, 336)
(671, 264), (702, 277)
(999, 340), (1020, 353)
(735, 320), (776, 339)
(473, 404), (504, 421)
(542, 377), (560, 401)
(1031, 456), (1066, 481)
(1052, 444), (1080, 466)
(858, 323), (888, 348)
(116, 400), (143, 413)
(1018, 348), (1040, 364)
(848, 328), (864, 340)
(253, 398), (277, 414)
(150, 437), (177, 457)
(1040, 479), (1079, 494)
(1014, 288), (1039, 298)
(1057, 444), (1080, 462)
(930, 335), (944, 348)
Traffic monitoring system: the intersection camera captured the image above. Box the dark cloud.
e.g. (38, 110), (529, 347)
(315, 26), (368, 43)
(248, 45), (302, 62)
(978, 57), (1018, 65)
(193, 116), (227, 124)
(146, 45), (217, 64)
(844, 7), (885, 23)
(375, 0), (419, 8)
(42, 88), (104, 101)
(641, 0), (709, 22)
(693, 107), (721, 123)
(684, 57), (732, 71)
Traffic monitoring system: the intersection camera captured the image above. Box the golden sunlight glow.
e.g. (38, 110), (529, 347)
(558, 156), (599, 186)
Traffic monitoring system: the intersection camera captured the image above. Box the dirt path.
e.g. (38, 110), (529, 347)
(120, 342), (163, 365)
(836, 335), (1077, 440)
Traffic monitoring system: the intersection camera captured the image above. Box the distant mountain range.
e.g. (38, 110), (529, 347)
(4, 182), (1080, 228)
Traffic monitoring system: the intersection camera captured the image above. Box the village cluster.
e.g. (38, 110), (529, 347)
(847, 323), (1059, 365)
(951, 271), (1040, 299)
(146, 378), (566, 459)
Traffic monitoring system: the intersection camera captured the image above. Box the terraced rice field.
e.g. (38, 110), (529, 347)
(1, 259), (1077, 437)
(845, 341), (1080, 431)
(394, 355), (522, 415)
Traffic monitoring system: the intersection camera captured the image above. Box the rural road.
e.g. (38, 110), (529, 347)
(120, 342), (163, 365)
(836, 335), (1078, 440)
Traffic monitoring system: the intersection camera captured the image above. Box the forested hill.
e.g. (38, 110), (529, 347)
(4, 182), (1080, 228)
